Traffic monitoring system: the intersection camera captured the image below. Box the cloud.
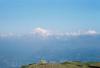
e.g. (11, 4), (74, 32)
(85, 30), (97, 35)
(0, 32), (14, 37)
(64, 30), (97, 36)
(32, 28), (98, 37)
(32, 27), (51, 37)
(31, 28), (98, 41)
(0, 28), (98, 38)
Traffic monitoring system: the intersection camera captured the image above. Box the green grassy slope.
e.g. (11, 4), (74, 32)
(21, 61), (100, 68)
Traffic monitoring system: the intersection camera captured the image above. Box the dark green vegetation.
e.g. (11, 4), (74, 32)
(21, 61), (100, 68)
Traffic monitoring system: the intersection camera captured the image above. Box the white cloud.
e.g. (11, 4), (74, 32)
(32, 28), (98, 38)
(0, 28), (98, 38)
(85, 30), (97, 35)
(32, 27), (51, 37)
(0, 32), (14, 37)
(53, 30), (97, 36)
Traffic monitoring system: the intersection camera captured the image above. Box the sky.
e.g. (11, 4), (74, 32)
(0, 0), (100, 34)
(0, 1), (100, 67)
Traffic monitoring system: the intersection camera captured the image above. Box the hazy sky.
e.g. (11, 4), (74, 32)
(0, 0), (99, 33)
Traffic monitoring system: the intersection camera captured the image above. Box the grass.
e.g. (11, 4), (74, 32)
(21, 61), (100, 68)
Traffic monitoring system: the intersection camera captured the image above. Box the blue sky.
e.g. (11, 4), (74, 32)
(0, 0), (100, 33)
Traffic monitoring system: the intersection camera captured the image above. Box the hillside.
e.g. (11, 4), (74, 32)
(21, 61), (100, 68)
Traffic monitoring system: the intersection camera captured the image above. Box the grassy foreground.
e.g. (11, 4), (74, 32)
(21, 61), (100, 68)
